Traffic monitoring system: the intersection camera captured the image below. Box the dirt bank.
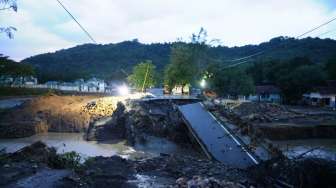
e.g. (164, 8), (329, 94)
(86, 99), (201, 148)
(1, 142), (335, 187)
(210, 101), (336, 139)
(206, 100), (336, 160)
(0, 95), (97, 138)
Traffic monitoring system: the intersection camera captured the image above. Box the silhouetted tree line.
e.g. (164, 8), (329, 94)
(22, 37), (336, 84)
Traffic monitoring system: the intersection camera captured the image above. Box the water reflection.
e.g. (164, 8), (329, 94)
(273, 139), (336, 160)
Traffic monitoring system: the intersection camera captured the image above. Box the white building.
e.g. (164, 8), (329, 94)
(303, 81), (336, 108)
(249, 85), (282, 103)
(86, 77), (105, 93)
(23, 76), (38, 85)
(58, 82), (80, 91)
(0, 75), (14, 85)
(0, 75), (37, 86)
(45, 81), (59, 89)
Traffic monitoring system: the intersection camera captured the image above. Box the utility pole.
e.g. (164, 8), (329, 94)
(141, 64), (150, 92)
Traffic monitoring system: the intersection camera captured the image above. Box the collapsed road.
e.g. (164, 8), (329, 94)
(178, 102), (259, 168)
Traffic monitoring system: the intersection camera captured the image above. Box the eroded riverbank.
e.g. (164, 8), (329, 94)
(0, 132), (198, 161)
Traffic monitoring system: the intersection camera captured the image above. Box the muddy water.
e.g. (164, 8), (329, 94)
(0, 97), (32, 109)
(0, 132), (187, 160)
(273, 139), (336, 160)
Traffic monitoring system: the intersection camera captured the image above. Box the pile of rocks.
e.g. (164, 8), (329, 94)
(81, 97), (120, 118)
(134, 154), (248, 182)
(229, 102), (302, 123)
(174, 176), (247, 188)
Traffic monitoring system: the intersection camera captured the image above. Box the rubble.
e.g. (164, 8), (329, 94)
(81, 97), (120, 119)
(86, 99), (196, 147)
(227, 102), (302, 123)
(1, 142), (335, 187)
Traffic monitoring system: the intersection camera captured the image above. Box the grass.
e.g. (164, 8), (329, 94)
(0, 87), (58, 97)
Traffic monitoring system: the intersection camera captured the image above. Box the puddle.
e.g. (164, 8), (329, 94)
(0, 97), (32, 109)
(272, 139), (336, 160)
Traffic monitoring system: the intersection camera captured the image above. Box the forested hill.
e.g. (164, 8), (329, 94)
(22, 37), (336, 82)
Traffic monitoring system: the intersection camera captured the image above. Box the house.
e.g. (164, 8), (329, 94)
(303, 81), (336, 108)
(0, 75), (14, 86)
(23, 76), (38, 85)
(59, 82), (79, 91)
(74, 79), (89, 92)
(165, 85), (190, 95)
(45, 81), (59, 89)
(249, 85), (281, 103)
(10, 76), (38, 86)
(86, 77), (105, 93)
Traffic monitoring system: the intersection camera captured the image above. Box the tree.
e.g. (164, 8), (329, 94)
(247, 57), (328, 103)
(164, 44), (197, 92)
(127, 60), (156, 92)
(277, 65), (326, 103)
(208, 64), (255, 97)
(0, 0), (17, 38)
(0, 54), (35, 79)
(325, 58), (336, 80)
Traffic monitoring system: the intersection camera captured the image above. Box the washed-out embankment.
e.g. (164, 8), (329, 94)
(0, 95), (202, 152)
(0, 95), (95, 138)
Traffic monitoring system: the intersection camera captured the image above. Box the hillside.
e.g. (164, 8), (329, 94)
(22, 37), (336, 82)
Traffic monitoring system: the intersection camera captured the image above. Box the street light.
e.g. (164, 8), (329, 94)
(200, 79), (206, 88)
(117, 84), (130, 96)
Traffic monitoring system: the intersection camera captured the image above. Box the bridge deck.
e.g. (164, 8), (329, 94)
(178, 102), (258, 168)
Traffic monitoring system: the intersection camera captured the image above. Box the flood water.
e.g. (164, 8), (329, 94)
(273, 139), (336, 160)
(0, 97), (32, 109)
(0, 133), (188, 160)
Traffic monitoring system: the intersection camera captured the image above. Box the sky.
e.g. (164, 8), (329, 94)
(0, 0), (336, 61)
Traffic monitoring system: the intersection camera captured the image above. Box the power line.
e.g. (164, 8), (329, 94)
(296, 17), (336, 38)
(222, 16), (336, 68)
(316, 29), (336, 38)
(56, 0), (97, 44)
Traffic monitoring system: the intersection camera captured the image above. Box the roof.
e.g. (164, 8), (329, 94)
(256, 85), (281, 94)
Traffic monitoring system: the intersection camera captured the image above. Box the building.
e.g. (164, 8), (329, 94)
(249, 85), (282, 103)
(86, 77), (105, 93)
(74, 79), (88, 92)
(0, 75), (37, 86)
(45, 81), (59, 89)
(58, 82), (80, 91)
(303, 81), (336, 108)
(0, 75), (14, 86)
(23, 76), (38, 85)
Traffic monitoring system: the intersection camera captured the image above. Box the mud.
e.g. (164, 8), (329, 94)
(86, 99), (201, 150)
(0, 95), (96, 138)
(1, 142), (335, 187)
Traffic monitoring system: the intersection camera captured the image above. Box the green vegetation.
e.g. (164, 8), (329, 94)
(128, 60), (156, 91)
(325, 58), (336, 80)
(0, 87), (57, 97)
(164, 28), (211, 91)
(54, 151), (82, 170)
(247, 57), (327, 103)
(0, 54), (35, 77)
(208, 65), (255, 97)
(22, 37), (336, 83)
(164, 44), (198, 91)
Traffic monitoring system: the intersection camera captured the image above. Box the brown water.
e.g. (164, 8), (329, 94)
(273, 139), (336, 160)
(0, 132), (187, 160)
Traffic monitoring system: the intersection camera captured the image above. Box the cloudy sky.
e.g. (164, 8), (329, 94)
(1, 0), (336, 61)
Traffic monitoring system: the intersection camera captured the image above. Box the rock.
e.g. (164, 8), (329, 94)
(176, 177), (188, 187)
